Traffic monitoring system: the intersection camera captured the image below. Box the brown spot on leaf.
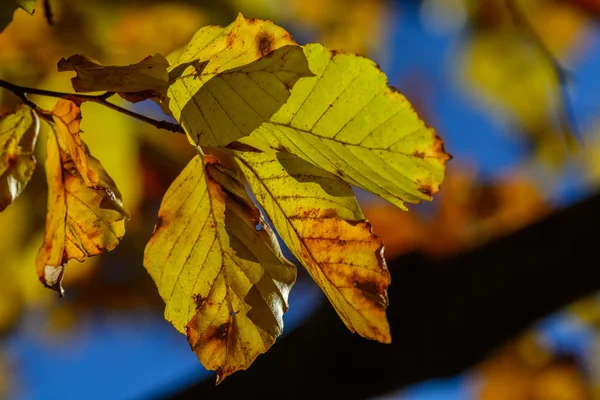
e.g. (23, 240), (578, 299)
(418, 185), (433, 196)
(205, 163), (221, 183)
(216, 322), (230, 340)
(413, 151), (425, 159)
(192, 294), (204, 310)
(433, 134), (452, 163)
(226, 31), (237, 48)
(299, 208), (338, 219)
(203, 154), (219, 165)
(257, 33), (274, 57)
(353, 280), (388, 309)
(154, 216), (164, 231)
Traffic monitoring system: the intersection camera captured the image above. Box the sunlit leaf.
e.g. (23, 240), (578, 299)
(58, 53), (169, 101)
(166, 13), (313, 147)
(0, 105), (38, 211)
(252, 43), (450, 210)
(231, 147), (390, 342)
(144, 152), (296, 382)
(36, 99), (127, 295)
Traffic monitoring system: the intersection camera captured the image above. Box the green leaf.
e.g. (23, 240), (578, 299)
(0, 105), (39, 211)
(252, 43), (451, 210)
(144, 152), (296, 383)
(231, 147), (391, 343)
(166, 13), (313, 147)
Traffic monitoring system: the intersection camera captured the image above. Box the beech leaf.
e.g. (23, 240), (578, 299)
(253, 43), (451, 210)
(166, 13), (313, 147)
(58, 54), (169, 102)
(0, 105), (39, 211)
(144, 152), (296, 383)
(36, 99), (127, 295)
(232, 148), (391, 342)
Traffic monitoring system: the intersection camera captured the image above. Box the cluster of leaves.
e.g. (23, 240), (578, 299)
(0, 13), (449, 381)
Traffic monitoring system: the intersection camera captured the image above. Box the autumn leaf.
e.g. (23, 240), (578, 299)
(252, 43), (450, 210)
(166, 13), (313, 147)
(144, 152), (296, 382)
(231, 147), (390, 342)
(58, 54), (169, 102)
(36, 99), (127, 295)
(0, 105), (38, 211)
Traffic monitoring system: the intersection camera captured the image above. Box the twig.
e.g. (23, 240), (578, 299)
(0, 79), (184, 134)
(505, 0), (580, 144)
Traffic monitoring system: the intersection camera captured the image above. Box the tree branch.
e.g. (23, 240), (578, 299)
(505, 0), (580, 146)
(0, 79), (184, 134)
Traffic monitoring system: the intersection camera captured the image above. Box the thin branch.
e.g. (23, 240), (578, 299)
(0, 79), (184, 134)
(505, 0), (580, 145)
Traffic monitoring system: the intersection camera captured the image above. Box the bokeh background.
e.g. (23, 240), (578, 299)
(2, 0), (600, 399)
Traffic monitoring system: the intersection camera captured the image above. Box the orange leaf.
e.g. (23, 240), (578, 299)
(36, 99), (127, 295)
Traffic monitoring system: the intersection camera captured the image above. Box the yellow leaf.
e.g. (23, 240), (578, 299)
(166, 13), (313, 147)
(57, 53), (169, 101)
(36, 100), (127, 295)
(231, 148), (391, 343)
(0, 105), (39, 211)
(252, 44), (450, 210)
(144, 152), (296, 383)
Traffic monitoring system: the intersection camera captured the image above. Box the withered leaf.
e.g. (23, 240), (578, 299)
(58, 54), (169, 101)
(36, 99), (127, 295)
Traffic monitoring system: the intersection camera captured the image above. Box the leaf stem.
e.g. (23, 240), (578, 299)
(0, 78), (184, 134)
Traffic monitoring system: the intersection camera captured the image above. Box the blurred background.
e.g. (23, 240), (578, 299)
(2, 0), (600, 399)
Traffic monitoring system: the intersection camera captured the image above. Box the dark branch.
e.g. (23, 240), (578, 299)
(505, 0), (580, 146)
(0, 79), (184, 134)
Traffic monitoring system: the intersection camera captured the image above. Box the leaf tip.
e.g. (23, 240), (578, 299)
(41, 265), (65, 297)
(215, 370), (224, 385)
